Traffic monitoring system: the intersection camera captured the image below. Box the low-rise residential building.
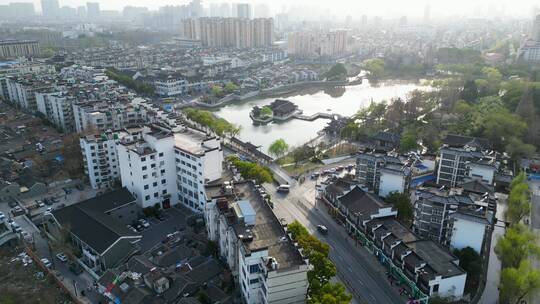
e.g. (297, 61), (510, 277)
(205, 180), (310, 304)
(412, 186), (492, 253)
(154, 74), (188, 97)
(436, 135), (496, 187)
(319, 178), (467, 299)
(47, 188), (142, 274)
(356, 152), (405, 195)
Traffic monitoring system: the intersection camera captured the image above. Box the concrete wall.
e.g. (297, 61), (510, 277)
(450, 217), (485, 253)
(379, 171), (405, 197)
(435, 273), (467, 299)
(266, 265), (309, 304)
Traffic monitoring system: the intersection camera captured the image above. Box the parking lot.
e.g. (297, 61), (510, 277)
(137, 205), (195, 252)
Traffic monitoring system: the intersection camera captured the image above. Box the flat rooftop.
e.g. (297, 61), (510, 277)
(209, 181), (304, 270)
(174, 128), (215, 156)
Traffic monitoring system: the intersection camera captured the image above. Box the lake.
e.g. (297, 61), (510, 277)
(213, 79), (428, 153)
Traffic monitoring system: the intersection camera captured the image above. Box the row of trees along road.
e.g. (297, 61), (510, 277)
(495, 172), (540, 303)
(287, 221), (352, 304)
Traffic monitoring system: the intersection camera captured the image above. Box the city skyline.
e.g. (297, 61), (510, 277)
(0, 0), (539, 18)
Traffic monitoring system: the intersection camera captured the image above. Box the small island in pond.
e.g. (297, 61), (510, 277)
(250, 99), (301, 124)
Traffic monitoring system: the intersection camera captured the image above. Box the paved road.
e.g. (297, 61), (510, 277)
(266, 180), (407, 304)
(478, 192), (507, 304)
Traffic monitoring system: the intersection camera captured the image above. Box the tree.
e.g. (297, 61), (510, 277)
(224, 81), (239, 93)
(268, 139), (289, 158)
(287, 221), (350, 302)
(363, 58), (385, 79)
(324, 63), (347, 81)
(61, 133), (84, 178)
(211, 85), (224, 98)
(499, 260), (540, 304)
(260, 106), (273, 117)
(399, 130), (418, 152)
(307, 282), (352, 304)
(505, 137), (536, 167)
(460, 80), (479, 103)
(506, 175), (531, 224)
(453, 247), (482, 291)
(495, 224), (540, 269)
(385, 192), (413, 224)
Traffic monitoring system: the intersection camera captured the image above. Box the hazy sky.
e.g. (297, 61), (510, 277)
(1, 0), (539, 18)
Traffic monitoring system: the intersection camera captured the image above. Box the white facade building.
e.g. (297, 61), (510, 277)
(448, 212), (489, 253)
(80, 130), (133, 190)
(154, 75), (188, 97)
(35, 91), (75, 132)
(117, 124), (223, 211)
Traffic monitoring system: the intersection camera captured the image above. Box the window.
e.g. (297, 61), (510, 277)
(144, 185), (149, 190)
(150, 155), (155, 160)
(145, 195), (150, 200)
(141, 157), (146, 161)
(249, 278), (259, 284)
(142, 166), (147, 171)
(143, 174), (148, 179)
(159, 152), (164, 157)
(151, 164), (156, 168)
(161, 179), (166, 184)
(162, 189), (167, 195)
(160, 169), (165, 174)
(154, 192), (158, 198)
(433, 284), (439, 293)
(249, 264), (260, 274)
(153, 182), (157, 187)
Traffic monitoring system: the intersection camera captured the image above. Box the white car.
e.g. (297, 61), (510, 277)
(138, 219), (150, 228)
(0, 212), (5, 220)
(56, 253), (68, 262)
(40, 258), (52, 268)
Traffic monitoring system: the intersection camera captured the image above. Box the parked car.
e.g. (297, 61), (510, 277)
(156, 214), (166, 221)
(134, 224), (144, 232)
(11, 206), (24, 216)
(56, 253), (68, 263)
(127, 225), (137, 233)
(40, 258), (52, 268)
(8, 201), (18, 208)
(43, 198), (53, 206)
(0, 212), (5, 221)
(57, 203), (66, 209)
(138, 219), (150, 228)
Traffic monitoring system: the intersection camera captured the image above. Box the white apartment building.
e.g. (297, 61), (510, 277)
(35, 91), (75, 132)
(154, 75), (188, 97)
(205, 181), (310, 304)
(73, 101), (147, 133)
(116, 124), (222, 211)
(287, 30), (348, 59)
(80, 130), (137, 190)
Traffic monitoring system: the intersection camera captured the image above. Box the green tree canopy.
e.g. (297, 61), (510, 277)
(506, 173), (532, 224)
(268, 139), (289, 158)
(495, 224), (540, 269)
(307, 282), (352, 304)
(385, 192), (413, 224)
(227, 156), (273, 184)
(399, 130), (418, 152)
(499, 260), (540, 304)
(363, 58), (385, 79)
(325, 63), (348, 81)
